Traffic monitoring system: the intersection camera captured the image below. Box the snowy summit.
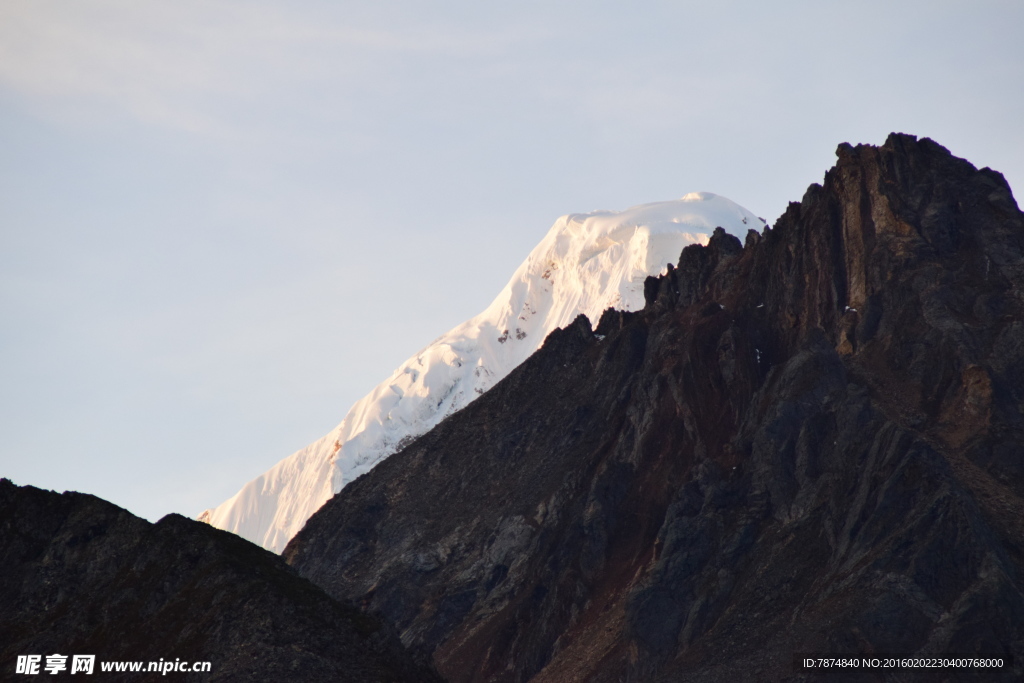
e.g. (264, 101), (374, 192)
(199, 192), (765, 552)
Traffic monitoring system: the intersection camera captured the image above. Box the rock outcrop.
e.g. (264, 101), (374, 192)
(0, 479), (441, 682)
(285, 134), (1024, 682)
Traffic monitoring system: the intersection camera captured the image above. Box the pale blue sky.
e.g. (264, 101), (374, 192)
(2, 0), (1022, 522)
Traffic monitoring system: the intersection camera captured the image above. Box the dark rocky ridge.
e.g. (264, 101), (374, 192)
(0, 479), (442, 682)
(285, 134), (1024, 682)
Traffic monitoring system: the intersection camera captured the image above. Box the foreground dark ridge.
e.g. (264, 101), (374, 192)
(285, 134), (1024, 682)
(0, 479), (442, 682)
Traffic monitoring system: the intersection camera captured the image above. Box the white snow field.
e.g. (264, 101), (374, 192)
(199, 192), (764, 552)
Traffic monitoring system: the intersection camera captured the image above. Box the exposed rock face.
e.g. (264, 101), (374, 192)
(285, 135), (1024, 682)
(0, 479), (441, 682)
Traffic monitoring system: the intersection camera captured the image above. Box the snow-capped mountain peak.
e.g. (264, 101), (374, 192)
(199, 193), (763, 552)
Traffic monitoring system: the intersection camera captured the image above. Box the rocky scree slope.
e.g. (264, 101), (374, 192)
(285, 134), (1024, 683)
(0, 479), (441, 682)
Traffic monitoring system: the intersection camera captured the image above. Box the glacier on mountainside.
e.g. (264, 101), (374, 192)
(199, 192), (764, 552)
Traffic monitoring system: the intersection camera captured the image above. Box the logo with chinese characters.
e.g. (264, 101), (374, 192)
(16, 655), (95, 675)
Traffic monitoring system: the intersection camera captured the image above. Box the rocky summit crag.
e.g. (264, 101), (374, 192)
(0, 479), (442, 682)
(285, 135), (1024, 682)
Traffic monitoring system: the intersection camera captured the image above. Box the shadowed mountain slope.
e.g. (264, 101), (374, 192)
(285, 134), (1024, 682)
(0, 479), (441, 682)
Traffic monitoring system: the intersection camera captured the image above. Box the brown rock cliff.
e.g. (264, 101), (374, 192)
(286, 134), (1024, 682)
